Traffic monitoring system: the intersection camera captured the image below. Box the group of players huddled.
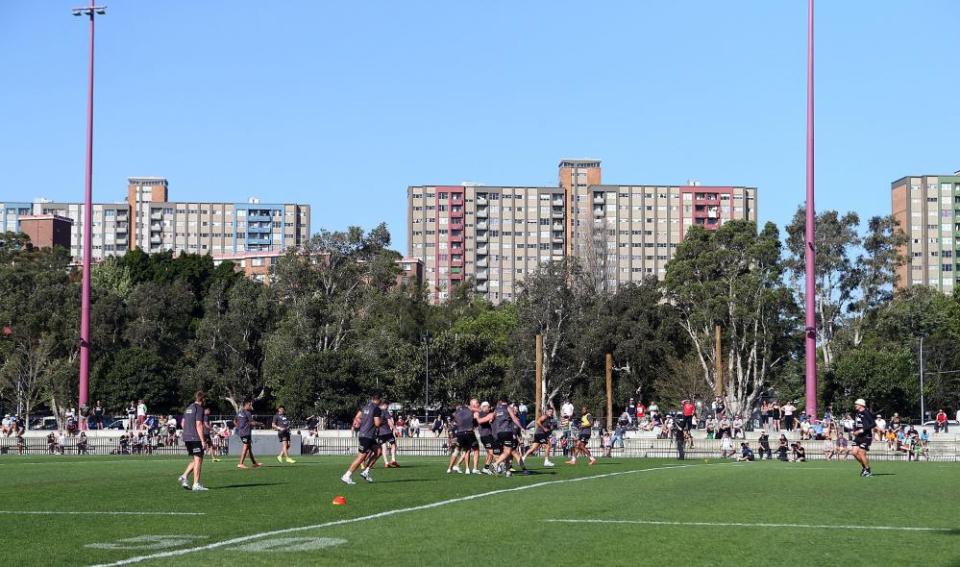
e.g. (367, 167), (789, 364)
(342, 393), (597, 485)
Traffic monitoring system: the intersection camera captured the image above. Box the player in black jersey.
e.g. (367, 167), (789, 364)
(475, 401), (499, 474)
(447, 401), (481, 474)
(492, 396), (527, 475)
(851, 398), (875, 477)
(342, 393), (382, 485)
(521, 407), (556, 467)
(272, 406), (295, 464)
(377, 400), (400, 468)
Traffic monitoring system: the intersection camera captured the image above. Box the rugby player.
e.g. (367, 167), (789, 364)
(236, 399), (262, 469)
(521, 407), (556, 467)
(566, 406), (597, 465)
(851, 398), (875, 477)
(341, 393), (382, 485)
(177, 390), (209, 491)
(202, 408), (221, 462)
(448, 401), (480, 474)
(272, 406), (296, 464)
(377, 400), (400, 468)
(475, 401), (499, 474)
(492, 396), (527, 476)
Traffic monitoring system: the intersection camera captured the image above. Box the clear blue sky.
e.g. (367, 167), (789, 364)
(2, 1), (958, 254)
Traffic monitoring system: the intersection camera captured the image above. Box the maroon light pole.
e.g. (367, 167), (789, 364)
(73, 1), (106, 412)
(804, 0), (818, 420)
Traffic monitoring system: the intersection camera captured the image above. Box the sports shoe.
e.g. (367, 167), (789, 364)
(471, 469), (483, 475)
(341, 473), (356, 485)
(543, 460), (555, 467)
(389, 461), (400, 468)
(285, 457), (296, 464)
(565, 460), (577, 465)
(277, 455), (284, 464)
(212, 457), (221, 462)
(589, 457), (597, 466)
(179, 475), (190, 490)
(253, 462), (263, 468)
(505, 469), (512, 478)
(237, 463), (248, 469)
(862, 470), (873, 478)
(452, 466), (462, 474)
(191, 484), (209, 491)
(360, 469), (374, 483)
(481, 467), (493, 475)
(446, 468), (453, 474)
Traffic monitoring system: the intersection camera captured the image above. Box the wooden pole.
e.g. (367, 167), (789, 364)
(605, 353), (613, 431)
(535, 334), (543, 421)
(714, 325), (723, 398)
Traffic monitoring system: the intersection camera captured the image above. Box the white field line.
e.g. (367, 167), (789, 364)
(89, 463), (702, 566)
(0, 511), (204, 516)
(545, 519), (954, 532)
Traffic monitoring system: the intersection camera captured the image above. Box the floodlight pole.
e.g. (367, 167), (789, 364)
(804, 0), (818, 420)
(74, 0), (106, 412)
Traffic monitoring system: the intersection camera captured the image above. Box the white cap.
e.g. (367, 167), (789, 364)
(854, 398), (866, 407)
(480, 401), (490, 409)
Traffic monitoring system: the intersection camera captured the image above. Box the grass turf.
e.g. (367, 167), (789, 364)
(0, 454), (958, 566)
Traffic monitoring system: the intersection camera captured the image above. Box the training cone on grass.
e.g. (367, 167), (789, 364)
(332, 496), (347, 506)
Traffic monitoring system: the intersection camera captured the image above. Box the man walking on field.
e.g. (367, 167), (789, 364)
(178, 390), (209, 491)
(522, 407), (557, 467)
(272, 406), (295, 464)
(851, 398), (875, 478)
(236, 399), (262, 469)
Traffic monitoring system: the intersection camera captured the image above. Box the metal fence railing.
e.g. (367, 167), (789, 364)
(3, 432), (958, 462)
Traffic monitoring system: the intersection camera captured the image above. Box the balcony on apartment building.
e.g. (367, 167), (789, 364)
(551, 207), (564, 218)
(150, 211), (163, 220)
(247, 214), (272, 222)
(593, 193), (605, 204)
(476, 231), (488, 243)
(476, 257), (488, 268)
(476, 196), (488, 206)
(476, 206), (488, 218)
(476, 245), (489, 256)
(593, 207), (605, 216)
(476, 282), (488, 293)
(552, 195), (564, 206)
(476, 220), (488, 230)
(475, 269), (489, 280)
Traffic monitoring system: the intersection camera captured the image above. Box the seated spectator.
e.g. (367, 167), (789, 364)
(47, 431), (62, 454)
(717, 417), (732, 439)
(920, 429), (929, 447)
(736, 442), (755, 462)
(77, 431), (89, 455)
(720, 433), (735, 459)
(885, 429), (897, 450)
(799, 418), (812, 440)
(790, 442), (806, 462)
(822, 436), (836, 460)
(777, 434), (789, 461)
(757, 432), (772, 460)
(601, 431), (612, 458)
(732, 416), (744, 439)
(705, 417), (717, 439)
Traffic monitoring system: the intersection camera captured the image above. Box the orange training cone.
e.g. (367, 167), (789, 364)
(332, 496), (347, 506)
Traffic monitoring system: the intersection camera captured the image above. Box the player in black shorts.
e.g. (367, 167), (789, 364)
(492, 396), (527, 476)
(178, 390), (209, 491)
(851, 398), (875, 477)
(522, 407), (556, 467)
(567, 407), (597, 465)
(272, 406), (296, 465)
(447, 401), (480, 474)
(342, 393), (383, 485)
(475, 401), (500, 474)
(235, 399), (262, 469)
(377, 400), (400, 468)
(202, 408), (221, 463)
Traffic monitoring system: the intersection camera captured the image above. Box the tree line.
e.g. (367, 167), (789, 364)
(1, 210), (956, 424)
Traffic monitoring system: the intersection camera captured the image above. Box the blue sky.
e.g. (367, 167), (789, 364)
(1, 1), (957, 254)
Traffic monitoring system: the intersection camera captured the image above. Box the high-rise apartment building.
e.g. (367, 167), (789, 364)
(0, 177), (310, 262)
(408, 159), (757, 303)
(891, 171), (960, 293)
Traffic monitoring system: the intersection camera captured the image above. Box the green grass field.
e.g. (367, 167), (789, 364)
(1, 454), (958, 566)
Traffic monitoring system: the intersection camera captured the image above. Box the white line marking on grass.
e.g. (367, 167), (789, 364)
(89, 463), (703, 566)
(0, 510), (204, 517)
(545, 519), (954, 532)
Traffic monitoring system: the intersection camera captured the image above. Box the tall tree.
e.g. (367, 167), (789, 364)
(664, 221), (796, 416)
(785, 208), (861, 369)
